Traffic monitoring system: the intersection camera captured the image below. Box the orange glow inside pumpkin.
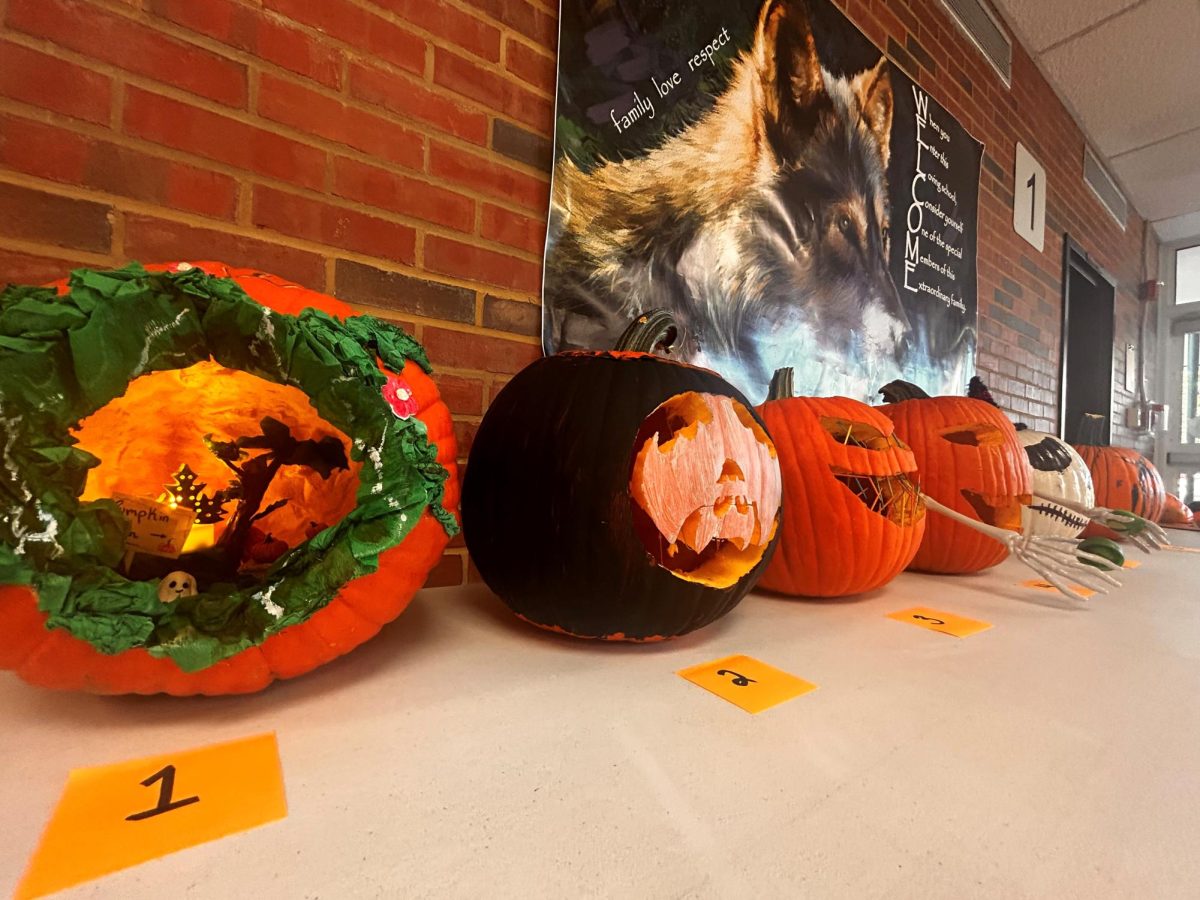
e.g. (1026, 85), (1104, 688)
(73, 361), (362, 554)
(629, 392), (781, 588)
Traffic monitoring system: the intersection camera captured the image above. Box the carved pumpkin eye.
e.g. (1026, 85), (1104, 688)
(629, 392), (781, 588)
(939, 424), (1004, 447)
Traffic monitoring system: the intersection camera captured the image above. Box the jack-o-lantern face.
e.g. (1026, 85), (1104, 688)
(630, 392), (781, 587)
(880, 384), (1031, 574)
(1015, 426), (1094, 538)
(936, 422), (1027, 532)
(756, 390), (926, 598)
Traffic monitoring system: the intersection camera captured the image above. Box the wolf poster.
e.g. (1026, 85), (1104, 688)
(543, 0), (983, 404)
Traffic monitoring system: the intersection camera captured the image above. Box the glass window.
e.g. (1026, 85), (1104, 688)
(1177, 245), (1200, 305)
(1182, 331), (1200, 444)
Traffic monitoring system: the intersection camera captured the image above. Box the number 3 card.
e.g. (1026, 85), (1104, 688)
(17, 733), (287, 899)
(677, 654), (817, 714)
(887, 607), (992, 638)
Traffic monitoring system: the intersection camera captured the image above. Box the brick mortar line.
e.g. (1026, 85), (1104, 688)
(0, 232), (546, 351)
(0, 30), (555, 177)
(0, 235), (119, 267)
(503, 31), (557, 63)
(0, 114), (547, 264)
(75, 0), (551, 86)
(0, 95), (551, 223)
(0, 170), (546, 300)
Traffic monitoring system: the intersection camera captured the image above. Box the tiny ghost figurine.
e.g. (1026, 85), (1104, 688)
(158, 571), (198, 603)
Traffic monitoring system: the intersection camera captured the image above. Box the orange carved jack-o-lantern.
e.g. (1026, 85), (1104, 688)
(757, 370), (926, 596)
(879, 381), (1031, 574)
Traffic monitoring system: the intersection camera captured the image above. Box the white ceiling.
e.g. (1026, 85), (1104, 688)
(991, 0), (1200, 243)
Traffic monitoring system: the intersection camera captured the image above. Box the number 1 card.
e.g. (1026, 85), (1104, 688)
(17, 733), (287, 899)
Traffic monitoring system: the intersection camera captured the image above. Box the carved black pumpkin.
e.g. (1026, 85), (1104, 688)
(462, 312), (782, 641)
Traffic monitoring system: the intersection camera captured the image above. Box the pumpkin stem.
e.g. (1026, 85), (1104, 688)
(1077, 413), (1109, 446)
(879, 380), (930, 403)
(614, 309), (678, 355)
(967, 375), (999, 407)
(767, 368), (795, 401)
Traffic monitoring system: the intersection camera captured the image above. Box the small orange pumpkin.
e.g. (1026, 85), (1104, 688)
(878, 380), (1030, 574)
(0, 262), (459, 695)
(1160, 493), (1195, 526)
(1072, 416), (1165, 522)
(756, 369), (925, 597)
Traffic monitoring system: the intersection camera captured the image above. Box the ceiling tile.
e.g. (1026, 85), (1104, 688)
(1038, 0), (1200, 157)
(1111, 128), (1200, 222)
(992, 0), (1142, 53)
(1155, 211), (1200, 243)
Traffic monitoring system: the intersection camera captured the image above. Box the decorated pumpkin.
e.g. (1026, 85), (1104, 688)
(0, 262), (459, 695)
(756, 369), (925, 597)
(462, 310), (781, 640)
(1072, 415), (1166, 522)
(878, 381), (1030, 574)
(1160, 493), (1195, 526)
(1014, 425), (1094, 538)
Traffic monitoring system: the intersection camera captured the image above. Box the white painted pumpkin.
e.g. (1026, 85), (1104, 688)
(1016, 425), (1094, 537)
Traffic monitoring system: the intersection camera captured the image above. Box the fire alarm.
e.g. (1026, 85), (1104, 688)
(1138, 280), (1163, 302)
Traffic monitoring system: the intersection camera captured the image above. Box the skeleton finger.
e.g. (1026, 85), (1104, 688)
(1067, 555), (1124, 586)
(1027, 548), (1119, 591)
(1029, 562), (1094, 600)
(1146, 521), (1171, 544)
(1130, 533), (1156, 553)
(1017, 547), (1108, 595)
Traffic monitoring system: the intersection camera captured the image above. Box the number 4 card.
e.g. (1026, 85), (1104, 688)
(17, 733), (287, 899)
(677, 654), (817, 714)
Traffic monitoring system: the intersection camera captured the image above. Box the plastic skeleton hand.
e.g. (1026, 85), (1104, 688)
(922, 494), (1122, 600)
(1034, 494), (1170, 552)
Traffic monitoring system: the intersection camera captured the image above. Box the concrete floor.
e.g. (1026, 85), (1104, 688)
(3, 532), (1200, 898)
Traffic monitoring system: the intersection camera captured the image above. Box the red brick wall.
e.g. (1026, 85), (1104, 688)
(0, 0), (1155, 587)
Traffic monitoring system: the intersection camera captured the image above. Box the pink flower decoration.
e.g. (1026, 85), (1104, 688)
(382, 374), (419, 420)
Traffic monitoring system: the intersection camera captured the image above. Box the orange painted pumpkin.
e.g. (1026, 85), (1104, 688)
(1072, 448), (1166, 523)
(878, 381), (1031, 574)
(0, 262), (459, 695)
(756, 369), (925, 597)
(1160, 493), (1195, 526)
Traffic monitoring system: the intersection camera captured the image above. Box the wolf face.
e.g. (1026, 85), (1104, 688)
(546, 0), (909, 401)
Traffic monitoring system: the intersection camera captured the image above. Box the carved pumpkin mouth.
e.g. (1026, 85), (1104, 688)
(961, 489), (1029, 531)
(832, 468), (924, 526)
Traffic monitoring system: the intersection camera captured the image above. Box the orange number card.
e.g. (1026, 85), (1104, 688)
(17, 733), (287, 899)
(677, 654), (817, 714)
(887, 606), (993, 638)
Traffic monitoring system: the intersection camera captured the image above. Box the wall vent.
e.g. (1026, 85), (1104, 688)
(938, 0), (1012, 85)
(1083, 147), (1128, 229)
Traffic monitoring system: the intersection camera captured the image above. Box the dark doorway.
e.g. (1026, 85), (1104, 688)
(1060, 238), (1116, 443)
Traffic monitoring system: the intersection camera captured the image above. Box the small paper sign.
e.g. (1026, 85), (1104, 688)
(677, 654), (816, 714)
(113, 493), (193, 559)
(1021, 579), (1097, 599)
(887, 606), (992, 638)
(16, 733), (287, 899)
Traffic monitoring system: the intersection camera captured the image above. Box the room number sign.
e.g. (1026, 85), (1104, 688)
(1013, 142), (1046, 252)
